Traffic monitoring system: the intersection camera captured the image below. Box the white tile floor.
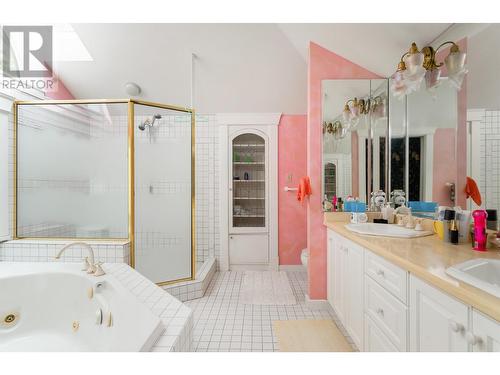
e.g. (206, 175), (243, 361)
(185, 270), (356, 352)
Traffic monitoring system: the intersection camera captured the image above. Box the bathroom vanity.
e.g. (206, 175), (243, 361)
(324, 214), (500, 352)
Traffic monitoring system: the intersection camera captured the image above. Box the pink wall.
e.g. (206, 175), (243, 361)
(433, 128), (456, 206)
(307, 42), (380, 300)
(278, 115), (308, 265)
(436, 38), (467, 207)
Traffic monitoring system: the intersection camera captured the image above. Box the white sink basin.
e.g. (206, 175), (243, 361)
(345, 223), (433, 238)
(446, 259), (500, 298)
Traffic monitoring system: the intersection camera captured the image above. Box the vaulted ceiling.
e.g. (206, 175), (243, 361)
(54, 23), (456, 113)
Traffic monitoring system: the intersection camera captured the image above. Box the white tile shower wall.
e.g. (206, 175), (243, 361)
(194, 115), (220, 265)
(480, 111), (500, 213)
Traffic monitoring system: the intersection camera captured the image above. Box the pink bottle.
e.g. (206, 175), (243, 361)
(472, 210), (488, 251)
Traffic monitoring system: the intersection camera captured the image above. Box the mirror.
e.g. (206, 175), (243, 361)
(407, 82), (457, 206)
(322, 79), (389, 210)
(322, 78), (461, 212)
(466, 24), (500, 217)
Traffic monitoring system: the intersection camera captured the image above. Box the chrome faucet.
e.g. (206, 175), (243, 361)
(55, 242), (105, 276)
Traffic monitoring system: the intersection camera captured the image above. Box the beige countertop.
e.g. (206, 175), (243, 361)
(324, 214), (500, 322)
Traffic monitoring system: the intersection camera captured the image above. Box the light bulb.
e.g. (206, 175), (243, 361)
(342, 105), (351, 122)
(445, 49), (467, 90)
(425, 69), (442, 90)
(445, 51), (466, 75)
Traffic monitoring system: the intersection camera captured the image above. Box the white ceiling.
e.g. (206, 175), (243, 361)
(277, 23), (452, 76)
(55, 24), (307, 113)
(54, 23), (458, 113)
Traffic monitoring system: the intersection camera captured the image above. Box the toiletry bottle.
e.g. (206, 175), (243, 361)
(486, 209), (498, 231)
(323, 195), (330, 211)
(456, 210), (471, 243)
(449, 219), (459, 245)
(443, 209), (455, 243)
(337, 198), (343, 212)
(332, 195), (337, 212)
(472, 210), (488, 251)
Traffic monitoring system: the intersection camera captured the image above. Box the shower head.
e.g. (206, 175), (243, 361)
(138, 114), (162, 131)
(150, 114), (162, 126)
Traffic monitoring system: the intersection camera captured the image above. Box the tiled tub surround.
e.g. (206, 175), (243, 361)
(0, 240), (130, 264)
(0, 262), (193, 352)
(105, 263), (193, 352)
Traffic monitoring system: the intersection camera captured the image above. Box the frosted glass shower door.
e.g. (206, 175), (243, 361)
(134, 104), (193, 284)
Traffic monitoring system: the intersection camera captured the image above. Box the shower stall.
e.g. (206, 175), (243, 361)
(13, 99), (195, 285)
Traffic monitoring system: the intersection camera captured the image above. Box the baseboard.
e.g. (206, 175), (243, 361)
(279, 264), (306, 271)
(305, 293), (332, 311)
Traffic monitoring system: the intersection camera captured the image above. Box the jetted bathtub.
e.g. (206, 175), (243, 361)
(0, 262), (164, 351)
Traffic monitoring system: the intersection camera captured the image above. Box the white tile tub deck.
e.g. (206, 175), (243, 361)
(102, 263), (193, 352)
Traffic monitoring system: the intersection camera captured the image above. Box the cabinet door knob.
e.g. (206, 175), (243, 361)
(376, 308), (384, 316)
(376, 269), (385, 277)
(449, 320), (464, 333)
(465, 331), (482, 346)
(229, 236), (233, 239)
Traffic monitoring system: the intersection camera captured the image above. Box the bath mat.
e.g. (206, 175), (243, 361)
(273, 320), (353, 352)
(239, 271), (296, 305)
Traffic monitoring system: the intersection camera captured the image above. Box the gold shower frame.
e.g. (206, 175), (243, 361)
(12, 98), (196, 286)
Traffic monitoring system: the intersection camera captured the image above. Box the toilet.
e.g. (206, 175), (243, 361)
(300, 248), (309, 267)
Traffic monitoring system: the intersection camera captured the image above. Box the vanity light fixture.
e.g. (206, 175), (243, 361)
(391, 41), (467, 97)
(323, 120), (346, 140)
(342, 95), (384, 130)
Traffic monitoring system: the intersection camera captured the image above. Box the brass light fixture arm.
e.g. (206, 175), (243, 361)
(422, 41), (459, 71)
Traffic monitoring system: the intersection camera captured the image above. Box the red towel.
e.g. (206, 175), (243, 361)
(465, 176), (482, 206)
(297, 177), (312, 202)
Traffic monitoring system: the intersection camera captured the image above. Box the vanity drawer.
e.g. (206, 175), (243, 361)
(365, 276), (408, 351)
(365, 315), (399, 352)
(365, 250), (408, 303)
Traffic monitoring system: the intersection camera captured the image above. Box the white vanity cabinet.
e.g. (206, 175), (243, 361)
(363, 251), (409, 351)
(409, 275), (469, 351)
(326, 227), (500, 352)
(326, 229), (364, 350)
(471, 310), (500, 352)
